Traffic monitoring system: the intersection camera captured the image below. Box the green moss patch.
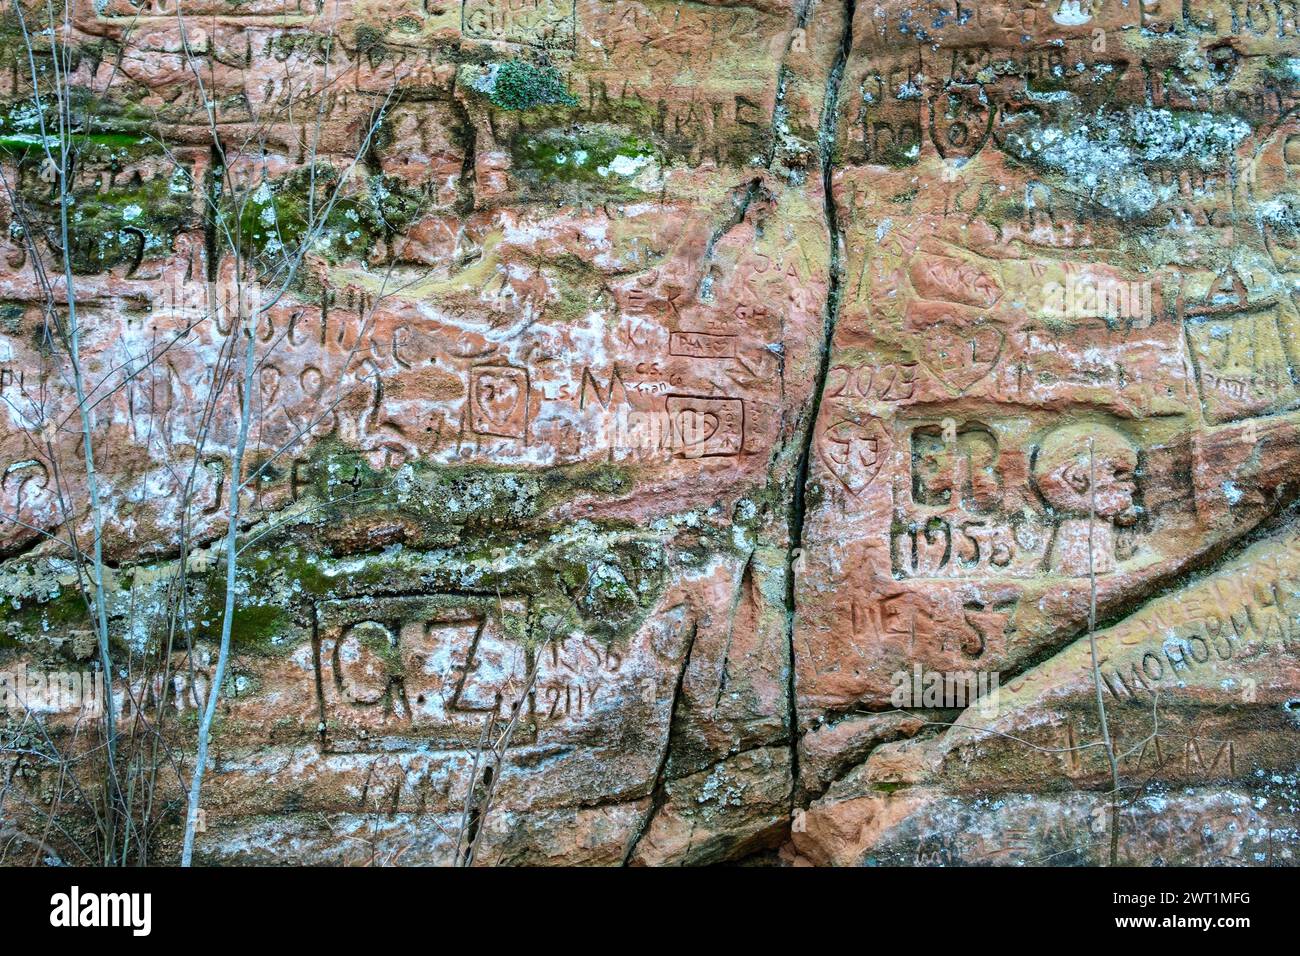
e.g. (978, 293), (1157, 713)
(0, 90), (190, 273)
(234, 165), (427, 265)
(512, 125), (661, 198)
(482, 61), (578, 111)
(64, 172), (191, 274)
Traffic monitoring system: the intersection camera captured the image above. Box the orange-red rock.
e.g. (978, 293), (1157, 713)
(1, 0), (1299, 866)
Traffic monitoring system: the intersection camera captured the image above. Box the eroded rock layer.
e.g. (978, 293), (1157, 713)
(0, 0), (1298, 865)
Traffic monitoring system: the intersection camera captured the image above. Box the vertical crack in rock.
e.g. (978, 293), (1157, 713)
(452, 99), (479, 216)
(204, 141), (226, 283)
(697, 178), (765, 302)
(766, 0), (813, 175)
(621, 5), (837, 860)
(622, 618), (699, 865)
(714, 550), (756, 711)
(785, 0), (856, 806)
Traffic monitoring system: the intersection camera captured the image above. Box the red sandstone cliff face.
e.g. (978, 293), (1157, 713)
(0, 0), (1298, 865)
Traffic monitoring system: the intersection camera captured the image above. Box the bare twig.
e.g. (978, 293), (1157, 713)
(1086, 437), (1122, 866)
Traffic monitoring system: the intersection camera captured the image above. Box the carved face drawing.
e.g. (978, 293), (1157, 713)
(1246, 122), (1300, 274)
(1256, 192), (1300, 275)
(1032, 423), (1138, 521)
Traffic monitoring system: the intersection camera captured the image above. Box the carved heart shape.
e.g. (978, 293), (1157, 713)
(677, 410), (720, 448)
(819, 417), (888, 495)
(918, 322), (1004, 394)
(476, 371), (521, 426)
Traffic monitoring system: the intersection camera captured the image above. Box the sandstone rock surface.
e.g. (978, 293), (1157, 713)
(0, 0), (1298, 866)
